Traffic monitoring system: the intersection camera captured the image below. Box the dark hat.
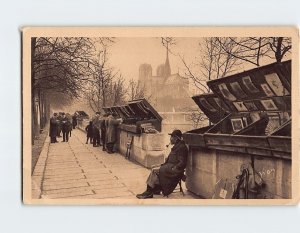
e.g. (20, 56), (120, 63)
(53, 113), (58, 116)
(168, 129), (182, 138)
(95, 111), (100, 115)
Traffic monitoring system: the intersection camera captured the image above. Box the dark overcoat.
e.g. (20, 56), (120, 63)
(49, 117), (58, 137)
(85, 124), (93, 137)
(72, 115), (77, 127)
(159, 140), (188, 196)
(106, 116), (122, 143)
(61, 117), (71, 132)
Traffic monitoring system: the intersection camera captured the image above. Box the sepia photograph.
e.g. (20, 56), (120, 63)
(22, 27), (299, 205)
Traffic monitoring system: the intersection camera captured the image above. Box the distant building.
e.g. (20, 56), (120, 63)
(139, 52), (194, 112)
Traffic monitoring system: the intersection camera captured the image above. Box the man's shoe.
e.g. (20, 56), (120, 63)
(153, 190), (161, 195)
(136, 191), (153, 199)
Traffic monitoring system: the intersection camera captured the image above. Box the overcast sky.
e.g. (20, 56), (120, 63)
(108, 37), (201, 82)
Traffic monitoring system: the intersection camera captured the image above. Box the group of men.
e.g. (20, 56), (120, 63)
(86, 112), (123, 154)
(49, 112), (77, 143)
(49, 110), (189, 199)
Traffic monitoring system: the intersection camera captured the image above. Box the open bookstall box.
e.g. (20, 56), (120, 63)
(182, 60), (291, 199)
(103, 99), (165, 168)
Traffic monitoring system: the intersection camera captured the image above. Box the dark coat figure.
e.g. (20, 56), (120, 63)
(49, 114), (58, 143)
(56, 114), (62, 137)
(61, 115), (71, 142)
(100, 114), (108, 151)
(85, 121), (93, 144)
(92, 113), (101, 147)
(159, 140), (188, 196)
(105, 114), (122, 153)
(136, 130), (188, 199)
(72, 114), (77, 129)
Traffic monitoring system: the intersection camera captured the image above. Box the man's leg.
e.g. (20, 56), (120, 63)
(62, 131), (66, 142)
(66, 131), (69, 142)
(136, 168), (160, 199)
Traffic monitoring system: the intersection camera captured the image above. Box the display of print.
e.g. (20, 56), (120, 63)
(250, 112), (261, 122)
(233, 101), (248, 112)
(218, 83), (237, 101)
(214, 98), (230, 111)
(261, 83), (275, 97)
(265, 113), (281, 134)
(244, 101), (258, 111)
(242, 117), (248, 127)
(260, 99), (278, 111)
(265, 73), (289, 96)
(199, 98), (217, 112)
(242, 76), (259, 93)
(279, 111), (290, 124)
(231, 118), (244, 132)
(229, 82), (247, 98)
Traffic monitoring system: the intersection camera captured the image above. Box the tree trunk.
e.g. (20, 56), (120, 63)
(31, 38), (39, 144)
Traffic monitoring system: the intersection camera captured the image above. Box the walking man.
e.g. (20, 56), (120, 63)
(61, 113), (71, 142)
(49, 113), (58, 143)
(72, 113), (77, 129)
(100, 113), (108, 151)
(92, 112), (101, 147)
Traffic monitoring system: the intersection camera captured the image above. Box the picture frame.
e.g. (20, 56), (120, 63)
(200, 98), (217, 112)
(261, 83), (275, 97)
(230, 118), (244, 132)
(265, 72), (289, 96)
(244, 101), (258, 111)
(260, 99), (278, 111)
(229, 81), (247, 98)
(233, 101), (248, 112)
(242, 76), (259, 93)
(218, 83), (237, 101)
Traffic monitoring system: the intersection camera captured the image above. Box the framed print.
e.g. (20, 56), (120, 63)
(218, 83), (237, 101)
(229, 82), (247, 98)
(261, 83), (275, 97)
(242, 76), (259, 93)
(213, 97), (230, 111)
(231, 118), (244, 132)
(260, 99), (278, 111)
(265, 113), (281, 134)
(244, 101), (258, 111)
(233, 101), (248, 112)
(265, 73), (289, 96)
(199, 98), (217, 112)
(250, 112), (261, 122)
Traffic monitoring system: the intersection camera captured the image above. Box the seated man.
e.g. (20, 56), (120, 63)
(136, 129), (188, 199)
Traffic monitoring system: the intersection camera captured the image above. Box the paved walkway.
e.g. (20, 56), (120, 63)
(32, 129), (196, 200)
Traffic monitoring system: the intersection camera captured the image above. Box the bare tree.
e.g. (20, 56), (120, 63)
(161, 37), (176, 54)
(31, 37), (105, 142)
(127, 79), (148, 101)
(216, 37), (291, 66)
(180, 37), (241, 94)
(85, 48), (127, 112)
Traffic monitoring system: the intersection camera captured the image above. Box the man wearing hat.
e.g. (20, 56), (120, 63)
(92, 112), (101, 147)
(136, 129), (188, 199)
(49, 113), (58, 143)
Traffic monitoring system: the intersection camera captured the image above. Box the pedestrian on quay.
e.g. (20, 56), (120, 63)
(56, 112), (63, 138)
(136, 129), (188, 199)
(106, 113), (122, 154)
(72, 113), (78, 129)
(85, 121), (93, 144)
(49, 113), (58, 143)
(100, 113), (108, 151)
(66, 113), (72, 137)
(61, 113), (71, 142)
(92, 112), (101, 147)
